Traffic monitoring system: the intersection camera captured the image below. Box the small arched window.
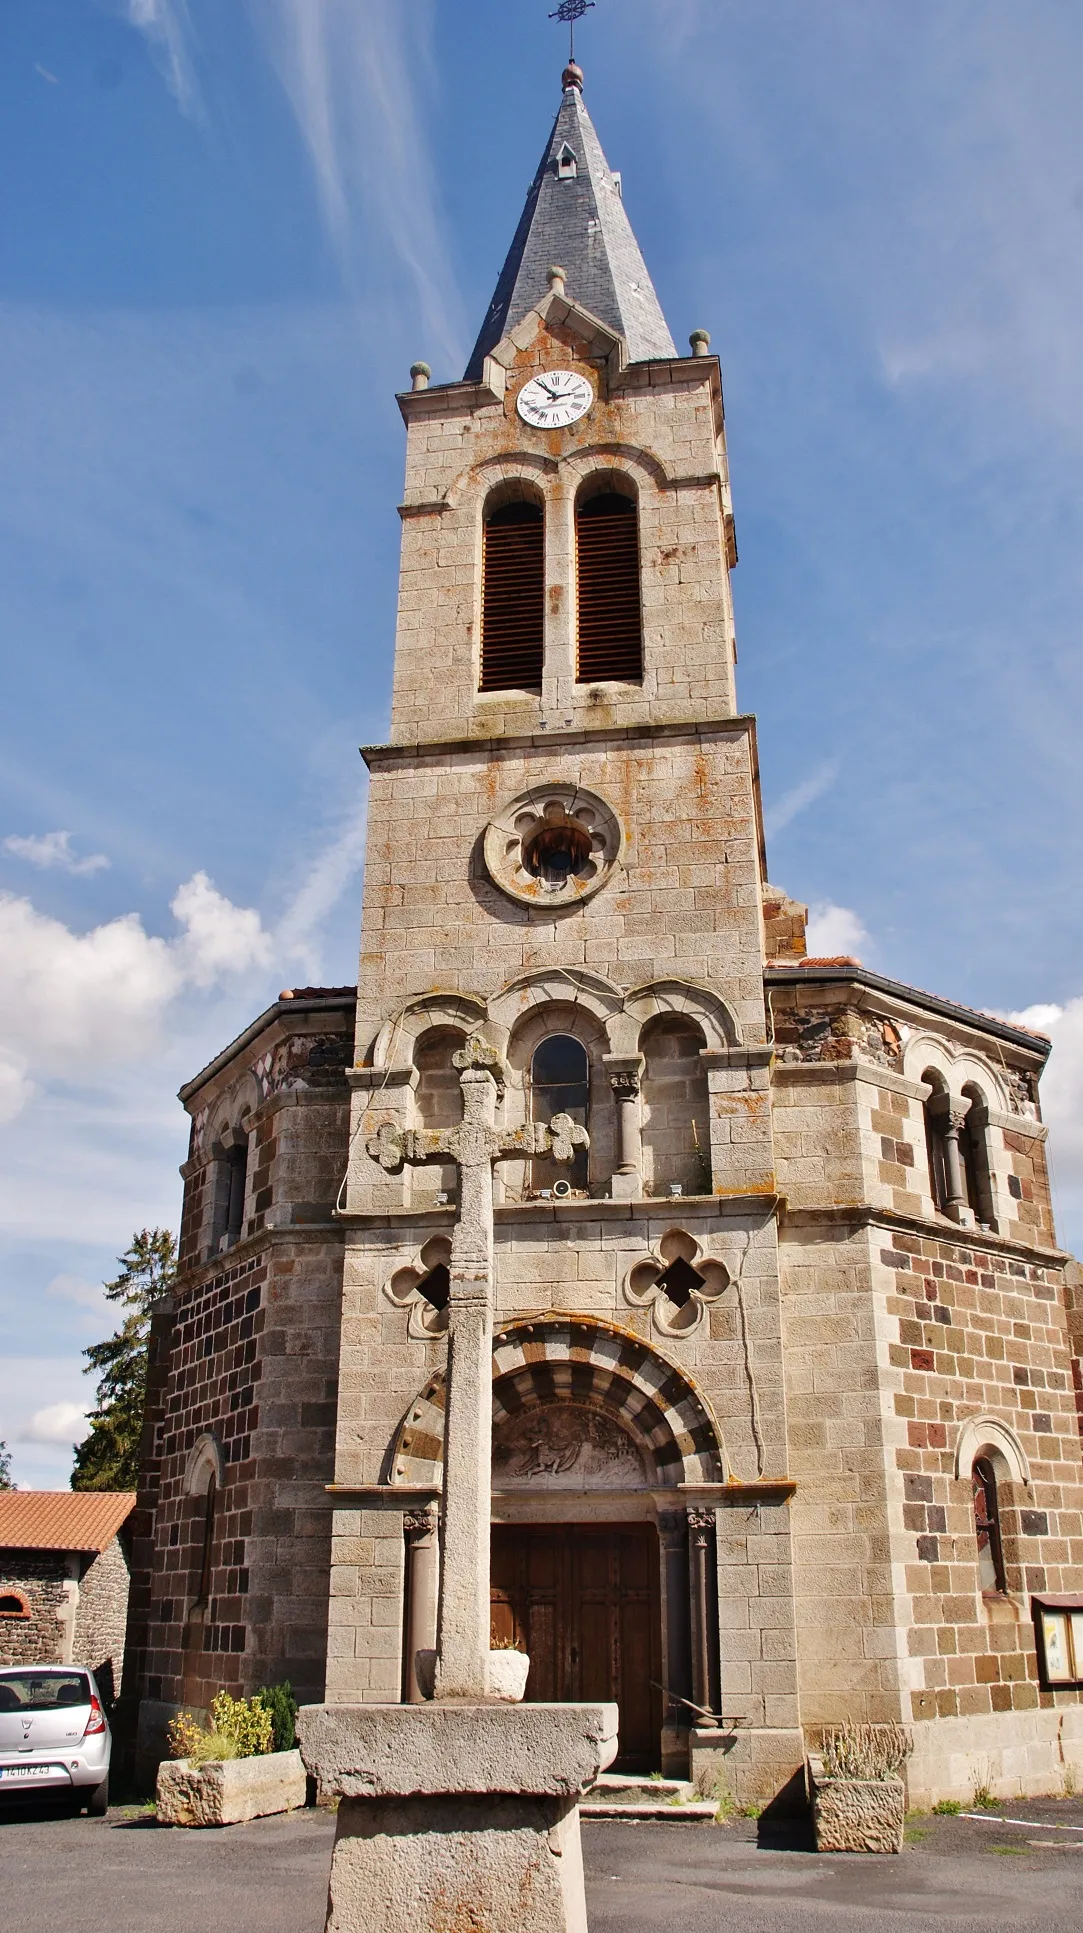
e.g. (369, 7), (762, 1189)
(961, 1083), (997, 1230)
(0, 1591), (30, 1618)
(196, 1474), (217, 1608)
(576, 485), (643, 684)
(480, 498), (544, 693)
(922, 1071), (950, 1213)
(530, 1036), (589, 1190)
(972, 1455), (1006, 1593)
(640, 1015), (710, 1198)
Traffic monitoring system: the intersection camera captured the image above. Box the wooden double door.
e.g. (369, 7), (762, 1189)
(491, 1522), (662, 1773)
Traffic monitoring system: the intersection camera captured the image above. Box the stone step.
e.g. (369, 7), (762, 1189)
(591, 1775), (694, 1803)
(579, 1800), (719, 1821)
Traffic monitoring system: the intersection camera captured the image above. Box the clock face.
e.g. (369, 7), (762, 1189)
(516, 368), (594, 430)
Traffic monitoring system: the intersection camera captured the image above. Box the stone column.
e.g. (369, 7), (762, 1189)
(434, 1066), (499, 1701)
(687, 1506), (718, 1717)
(929, 1092), (973, 1225)
(403, 1507), (440, 1703)
(605, 1055), (643, 1201)
(658, 1510), (692, 1766)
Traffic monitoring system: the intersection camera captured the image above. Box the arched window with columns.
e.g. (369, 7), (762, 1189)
(529, 1036), (590, 1191)
(412, 1026), (467, 1206)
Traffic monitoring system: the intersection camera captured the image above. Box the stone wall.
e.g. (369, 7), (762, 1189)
(74, 1536), (130, 1701)
(0, 1551), (67, 1667)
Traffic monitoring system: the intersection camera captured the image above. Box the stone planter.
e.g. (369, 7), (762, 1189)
(156, 1748), (306, 1828)
(810, 1768), (906, 1854)
(414, 1648), (530, 1703)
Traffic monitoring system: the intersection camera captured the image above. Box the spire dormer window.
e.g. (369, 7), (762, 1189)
(556, 143), (578, 180)
(480, 494), (545, 694)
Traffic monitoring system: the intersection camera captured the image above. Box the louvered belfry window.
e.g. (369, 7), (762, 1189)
(576, 489), (643, 683)
(480, 500), (545, 692)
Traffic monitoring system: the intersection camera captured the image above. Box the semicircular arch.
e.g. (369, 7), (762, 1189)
(371, 993), (488, 1070)
(954, 1412), (1031, 1487)
(387, 1315), (726, 1487)
(622, 979), (740, 1052)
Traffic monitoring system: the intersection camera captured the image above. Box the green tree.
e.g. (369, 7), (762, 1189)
(0, 1439), (13, 1490)
(71, 1229), (177, 1493)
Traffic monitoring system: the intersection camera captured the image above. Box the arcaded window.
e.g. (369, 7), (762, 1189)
(413, 1027), (465, 1205)
(640, 1016), (710, 1197)
(480, 499), (544, 693)
(529, 1035), (589, 1191)
(961, 1083), (997, 1230)
(575, 486), (643, 683)
(972, 1456), (1006, 1593)
(922, 1071), (950, 1213)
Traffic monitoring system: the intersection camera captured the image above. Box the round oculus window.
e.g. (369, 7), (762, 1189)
(483, 784), (622, 908)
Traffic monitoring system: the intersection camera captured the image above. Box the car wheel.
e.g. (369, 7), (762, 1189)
(85, 1776), (109, 1817)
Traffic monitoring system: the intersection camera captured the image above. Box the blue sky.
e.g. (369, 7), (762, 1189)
(2, 0), (1083, 1485)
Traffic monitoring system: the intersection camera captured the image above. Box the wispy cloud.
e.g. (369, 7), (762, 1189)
(250, 0), (466, 371)
(16, 1400), (90, 1448)
(125, 0), (200, 116)
(4, 830), (109, 877)
(275, 797), (367, 982)
(763, 759), (839, 840)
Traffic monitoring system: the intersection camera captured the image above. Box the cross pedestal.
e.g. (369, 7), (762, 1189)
(298, 1043), (617, 1933)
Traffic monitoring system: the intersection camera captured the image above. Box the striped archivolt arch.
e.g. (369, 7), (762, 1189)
(388, 1316), (725, 1487)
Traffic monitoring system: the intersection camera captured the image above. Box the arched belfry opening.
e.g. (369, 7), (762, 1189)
(575, 476), (643, 683)
(480, 490), (545, 692)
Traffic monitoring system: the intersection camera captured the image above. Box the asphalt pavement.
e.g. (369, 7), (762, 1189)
(2, 1793), (1083, 1932)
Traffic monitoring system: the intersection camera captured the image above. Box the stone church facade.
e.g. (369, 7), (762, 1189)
(124, 64), (1083, 1804)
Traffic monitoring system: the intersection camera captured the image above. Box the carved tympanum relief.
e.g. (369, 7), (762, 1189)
(492, 1402), (649, 1490)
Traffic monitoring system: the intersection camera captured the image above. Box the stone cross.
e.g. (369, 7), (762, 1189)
(368, 1037), (588, 1699)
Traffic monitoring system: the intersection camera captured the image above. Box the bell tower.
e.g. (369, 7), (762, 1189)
(332, 61), (800, 1792)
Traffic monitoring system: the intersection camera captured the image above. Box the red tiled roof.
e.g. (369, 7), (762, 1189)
(0, 1491), (135, 1553)
(278, 987), (356, 1002)
(799, 956), (863, 967)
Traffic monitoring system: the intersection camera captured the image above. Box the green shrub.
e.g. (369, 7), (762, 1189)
(165, 1691), (274, 1766)
(256, 1682), (299, 1754)
(932, 1799), (962, 1815)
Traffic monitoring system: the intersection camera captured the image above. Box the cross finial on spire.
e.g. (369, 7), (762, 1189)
(550, 0), (594, 66)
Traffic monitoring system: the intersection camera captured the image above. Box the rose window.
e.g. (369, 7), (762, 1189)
(483, 784), (622, 909)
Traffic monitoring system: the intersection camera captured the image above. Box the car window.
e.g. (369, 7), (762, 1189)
(0, 1672), (91, 1710)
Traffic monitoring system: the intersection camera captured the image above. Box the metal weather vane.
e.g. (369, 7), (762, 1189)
(550, 0), (595, 62)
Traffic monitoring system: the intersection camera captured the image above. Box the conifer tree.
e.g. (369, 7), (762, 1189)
(0, 1440), (13, 1490)
(71, 1229), (176, 1492)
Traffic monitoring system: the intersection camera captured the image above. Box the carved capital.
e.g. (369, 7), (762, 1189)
(657, 1509), (688, 1550)
(609, 1071), (641, 1102)
(928, 1091), (971, 1135)
(403, 1506), (438, 1543)
(686, 1505), (716, 1542)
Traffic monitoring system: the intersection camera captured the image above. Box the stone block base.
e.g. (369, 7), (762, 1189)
(811, 1775), (905, 1854)
(156, 1749), (307, 1827)
(689, 1726), (805, 1808)
(327, 1793), (587, 1933)
(297, 1701), (618, 1933)
(906, 1706), (1083, 1808)
(135, 1697), (196, 1795)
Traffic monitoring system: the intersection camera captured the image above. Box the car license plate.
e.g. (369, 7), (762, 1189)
(0, 1764), (59, 1781)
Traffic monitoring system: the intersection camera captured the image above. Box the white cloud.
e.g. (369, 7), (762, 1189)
(806, 902), (870, 960)
(0, 871), (272, 1123)
(45, 1273), (109, 1317)
(16, 1401), (89, 1447)
(763, 760), (839, 840)
(125, 0), (200, 116)
(250, 0), (466, 370)
(4, 830), (109, 876)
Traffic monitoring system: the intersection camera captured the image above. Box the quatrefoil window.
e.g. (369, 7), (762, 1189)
(384, 1236), (452, 1339)
(483, 784), (622, 909)
(623, 1228), (729, 1337)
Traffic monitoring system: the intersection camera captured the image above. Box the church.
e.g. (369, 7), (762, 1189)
(122, 60), (1083, 1808)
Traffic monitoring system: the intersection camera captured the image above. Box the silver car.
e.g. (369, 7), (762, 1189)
(0, 1666), (111, 1814)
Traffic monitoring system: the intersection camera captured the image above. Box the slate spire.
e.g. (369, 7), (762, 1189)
(464, 63), (676, 380)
